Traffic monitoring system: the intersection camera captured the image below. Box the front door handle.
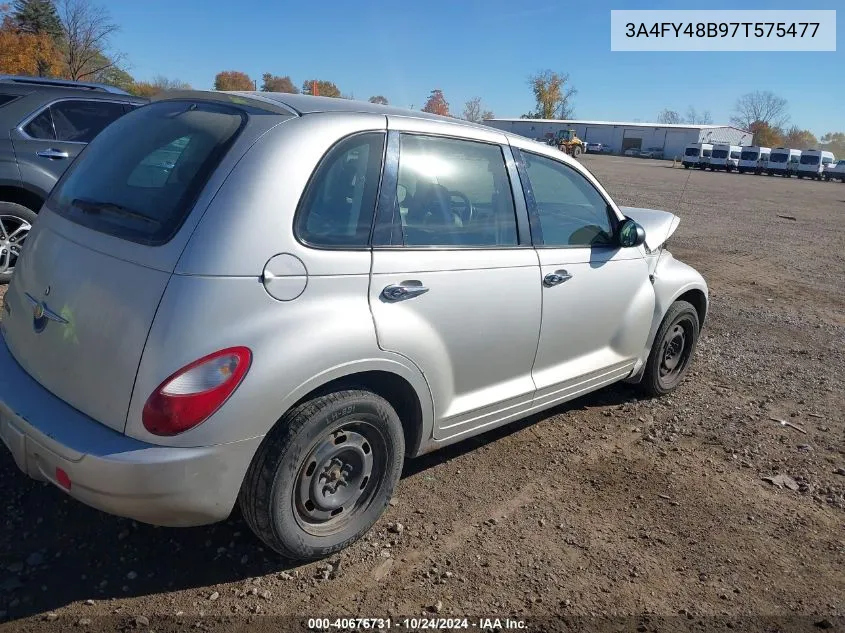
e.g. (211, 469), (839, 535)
(36, 149), (69, 159)
(543, 269), (573, 287)
(381, 282), (429, 302)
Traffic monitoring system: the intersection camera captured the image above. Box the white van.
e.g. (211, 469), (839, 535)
(797, 149), (836, 180)
(681, 143), (712, 169)
(767, 148), (801, 177)
(709, 144), (742, 172)
(738, 146), (771, 174)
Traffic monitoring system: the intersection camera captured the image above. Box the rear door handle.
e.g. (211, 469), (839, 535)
(36, 149), (69, 159)
(543, 269), (573, 287)
(381, 282), (429, 302)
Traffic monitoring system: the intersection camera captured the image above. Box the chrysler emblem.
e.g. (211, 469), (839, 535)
(24, 292), (68, 333)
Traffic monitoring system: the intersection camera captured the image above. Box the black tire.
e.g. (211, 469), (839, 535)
(638, 300), (700, 398)
(0, 202), (37, 284)
(239, 389), (405, 561)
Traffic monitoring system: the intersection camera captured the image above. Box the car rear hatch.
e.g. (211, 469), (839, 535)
(1, 97), (283, 433)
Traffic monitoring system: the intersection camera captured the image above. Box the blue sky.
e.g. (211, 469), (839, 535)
(107, 0), (842, 136)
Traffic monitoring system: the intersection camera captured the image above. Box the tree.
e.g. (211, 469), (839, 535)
(782, 126), (818, 150)
(685, 106), (712, 125)
(462, 96), (493, 122)
(56, 0), (124, 80)
(657, 109), (681, 124)
(820, 132), (845, 157)
(214, 70), (253, 91)
(526, 70), (576, 119)
(421, 89), (449, 116)
(730, 90), (789, 131)
(10, 0), (61, 75)
(12, 0), (61, 38)
(748, 120), (783, 148)
(261, 73), (297, 93)
(368, 95), (388, 105)
(130, 75), (191, 97)
(301, 79), (341, 98)
(0, 14), (62, 76)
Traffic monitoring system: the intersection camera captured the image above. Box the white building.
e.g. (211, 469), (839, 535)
(483, 118), (752, 158)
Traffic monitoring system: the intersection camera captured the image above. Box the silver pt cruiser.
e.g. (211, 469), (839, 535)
(0, 92), (708, 561)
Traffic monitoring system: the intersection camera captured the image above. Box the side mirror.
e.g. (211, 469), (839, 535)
(618, 218), (646, 248)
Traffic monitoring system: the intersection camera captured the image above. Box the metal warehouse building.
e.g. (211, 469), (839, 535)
(483, 118), (752, 158)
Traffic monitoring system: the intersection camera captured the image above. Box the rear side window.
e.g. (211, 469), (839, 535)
(48, 100), (245, 245)
(51, 100), (126, 143)
(295, 132), (385, 247)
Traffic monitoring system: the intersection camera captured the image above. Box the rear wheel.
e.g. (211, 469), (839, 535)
(639, 300), (700, 397)
(0, 202), (37, 284)
(239, 389), (405, 561)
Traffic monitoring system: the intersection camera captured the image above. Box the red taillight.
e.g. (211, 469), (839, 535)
(142, 347), (252, 436)
(56, 468), (71, 490)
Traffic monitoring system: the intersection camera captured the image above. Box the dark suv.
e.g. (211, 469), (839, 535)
(0, 75), (148, 282)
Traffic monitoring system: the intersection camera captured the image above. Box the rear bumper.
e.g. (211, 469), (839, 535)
(0, 336), (261, 527)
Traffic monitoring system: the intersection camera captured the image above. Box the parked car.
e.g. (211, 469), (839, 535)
(0, 75), (148, 283)
(624, 147), (640, 157)
(823, 160), (845, 182)
(639, 147), (665, 159)
(586, 142), (604, 153)
(0, 91), (708, 561)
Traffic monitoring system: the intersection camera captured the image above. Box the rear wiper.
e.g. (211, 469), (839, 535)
(71, 198), (162, 226)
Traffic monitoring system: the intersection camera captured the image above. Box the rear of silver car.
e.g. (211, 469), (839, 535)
(0, 95), (292, 525)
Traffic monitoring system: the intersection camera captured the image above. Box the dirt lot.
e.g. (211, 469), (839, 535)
(1, 157), (843, 633)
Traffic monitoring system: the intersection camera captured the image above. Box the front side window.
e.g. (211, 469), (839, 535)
(391, 134), (518, 247)
(520, 151), (614, 248)
(295, 132), (385, 247)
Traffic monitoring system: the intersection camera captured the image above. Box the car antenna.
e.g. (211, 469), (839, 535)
(653, 160), (693, 275)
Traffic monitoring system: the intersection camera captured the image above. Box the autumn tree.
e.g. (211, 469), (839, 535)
(214, 70), (253, 91)
(462, 96), (493, 122)
(781, 126), (818, 150)
(301, 79), (341, 98)
(130, 75), (191, 97)
(4, 0), (61, 76)
(261, 73), (297, 93)
(0, 13), (61, 76)
(820, 132), (845, 157)
(748, 121), (783, 148)
(368, 95), (388, 105)
(420, 89), (449, 116)
(730, 90), (789, 131)
(685, 106), (712, 125)
(525, 70), (576, 119)
(657, 108), (681, 124)
(56, 0), (124, 80)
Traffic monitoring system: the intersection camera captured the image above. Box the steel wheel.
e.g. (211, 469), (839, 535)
(293, 421), (387, 537)
(0, 213), (31, 277)
(656, 316), (695, 391)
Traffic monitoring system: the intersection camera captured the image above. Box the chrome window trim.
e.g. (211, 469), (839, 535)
(16, 97), (134, 143)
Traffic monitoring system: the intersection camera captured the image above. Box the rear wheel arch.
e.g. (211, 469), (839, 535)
(278, 370), (426, 458)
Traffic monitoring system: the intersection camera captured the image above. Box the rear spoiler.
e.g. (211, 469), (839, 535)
(150, 90), (298, 116)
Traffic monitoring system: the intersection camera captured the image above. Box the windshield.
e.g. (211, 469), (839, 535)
(800, 155), (820, 165)
(48, 100), (246, 245)
(685, 148), (699, 157)
(770, 153), (788, 163)
(741, 151), (758, 161)
(712, 149), (728, 159)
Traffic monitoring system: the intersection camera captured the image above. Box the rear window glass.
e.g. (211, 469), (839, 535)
(800, 155), (819, 165)
(740, 151), (757, 161)
(684, 148), (699, 157)
(47, 101), (245, 245)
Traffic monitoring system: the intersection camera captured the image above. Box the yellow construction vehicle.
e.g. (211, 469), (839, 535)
(548, 129), (584, 157)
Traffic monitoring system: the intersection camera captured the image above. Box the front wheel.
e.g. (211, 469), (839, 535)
(639, 300), (700, 397)
(239, 389), (405, 561)
(0, 202), (37, 284)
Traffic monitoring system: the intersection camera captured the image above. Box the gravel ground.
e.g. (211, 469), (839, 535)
(0, 156), (843, 633)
